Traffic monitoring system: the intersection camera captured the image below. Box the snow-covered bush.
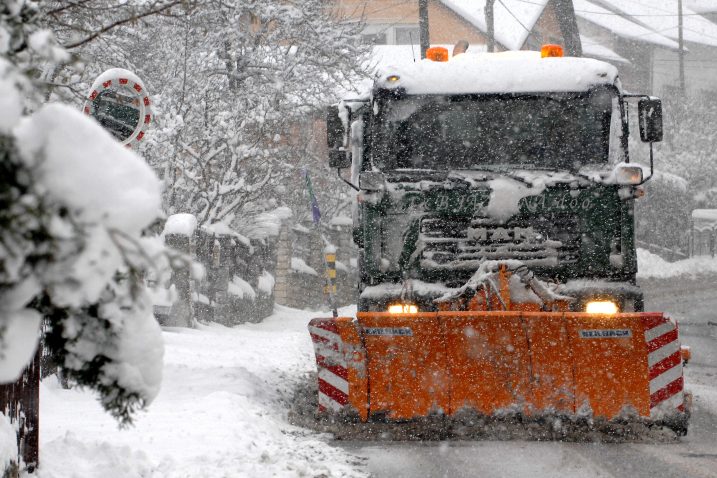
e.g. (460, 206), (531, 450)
(1, 2), (165, 425)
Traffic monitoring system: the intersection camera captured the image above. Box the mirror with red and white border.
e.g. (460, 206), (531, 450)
(83, 68), (152, 148)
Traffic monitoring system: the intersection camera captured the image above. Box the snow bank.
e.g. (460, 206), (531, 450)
(637, 248), (717, 278)
(37, 306), (368, 478)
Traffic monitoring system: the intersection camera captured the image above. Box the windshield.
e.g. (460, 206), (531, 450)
(372, 90), (616, 171)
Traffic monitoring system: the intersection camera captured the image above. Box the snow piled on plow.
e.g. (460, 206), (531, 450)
(37, 305), (368, 478)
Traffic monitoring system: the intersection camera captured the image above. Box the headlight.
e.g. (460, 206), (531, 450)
(613, 165), (643, 185)
(388, 303), (418, 314)
(585, 300), (619, 314)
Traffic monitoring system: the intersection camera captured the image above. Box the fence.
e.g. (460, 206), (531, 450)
(0, 347), (40, 476)
(158, 214), (358, 326)
(690, 209), (717, 257)
(274, 222), (357, 310)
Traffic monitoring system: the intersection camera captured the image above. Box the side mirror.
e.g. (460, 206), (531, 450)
(329, 149), (351, 169)
(638, 97), (663, 143)
(326, 105), (345, 149)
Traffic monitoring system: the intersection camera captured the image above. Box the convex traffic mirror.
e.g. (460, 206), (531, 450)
(83, 68), (152, 148)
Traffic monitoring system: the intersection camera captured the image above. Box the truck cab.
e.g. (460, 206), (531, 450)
(328, 46), (663, 314)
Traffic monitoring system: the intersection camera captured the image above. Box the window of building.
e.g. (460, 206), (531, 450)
(361, 23), (420, 45)
(394, 26), (420, 45)
(362, 32), (388, 45)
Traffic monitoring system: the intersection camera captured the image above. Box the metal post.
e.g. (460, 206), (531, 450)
(324, 248), (338, 317)
(486, 0), (495, 52)
(678, 0), (686, 95)
(419, 0), (430, 58)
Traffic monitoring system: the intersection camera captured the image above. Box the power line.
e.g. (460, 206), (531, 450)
(496, 0), (541, 45)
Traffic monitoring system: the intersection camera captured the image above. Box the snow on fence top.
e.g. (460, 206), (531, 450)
(203, 221), (251, 246)
(243, 206), (292, 240)
(329, 215), (353, 227)
(163, 213), (198, 237)
(692, 209), (717, 230)
(376, 52), (619, 96)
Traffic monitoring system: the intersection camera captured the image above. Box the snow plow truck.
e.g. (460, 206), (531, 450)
(308, 44), (691, 436)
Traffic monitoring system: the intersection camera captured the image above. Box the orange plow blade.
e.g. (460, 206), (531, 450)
(308, 311), (689, 432)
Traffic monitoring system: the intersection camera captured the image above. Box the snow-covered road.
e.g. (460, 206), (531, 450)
(34, 278), (717, 477)
(36, 306), (368, 478)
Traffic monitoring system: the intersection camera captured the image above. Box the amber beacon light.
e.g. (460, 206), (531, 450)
(426, 46), (449, 62)
(541, 44), (564, 58)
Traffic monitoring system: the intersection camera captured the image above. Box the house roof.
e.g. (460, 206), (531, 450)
(439, 0), (550, 51)
(574, 0), (680, 49)
(593, 0), (717, 47)
(685, 0), (717, 14)
(580, 34), (629, 63)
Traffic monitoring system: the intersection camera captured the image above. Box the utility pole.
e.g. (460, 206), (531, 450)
(486, 0), (495, 52)
(419, 0), (430, 59)
(554, 0), (583, 56)
(678, 0), (686, 95)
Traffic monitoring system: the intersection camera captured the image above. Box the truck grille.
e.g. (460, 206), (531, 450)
(418, 215), (580, 270)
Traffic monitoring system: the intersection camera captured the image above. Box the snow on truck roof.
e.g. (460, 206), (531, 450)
(375, 51), (619, 96)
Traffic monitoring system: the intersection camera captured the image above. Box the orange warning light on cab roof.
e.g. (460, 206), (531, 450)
(541, 44), (564, 58)
(426, 46), (449, 62)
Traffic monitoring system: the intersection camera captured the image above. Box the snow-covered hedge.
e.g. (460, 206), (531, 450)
(1, 8), (166, 426)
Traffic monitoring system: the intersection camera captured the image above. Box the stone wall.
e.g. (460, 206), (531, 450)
(160, 221), (278, 326)
(274, 222), (358, 311)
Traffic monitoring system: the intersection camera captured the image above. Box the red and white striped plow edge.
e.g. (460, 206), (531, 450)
(308, 320), (349, 413)
(644, 316), (685, 416)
